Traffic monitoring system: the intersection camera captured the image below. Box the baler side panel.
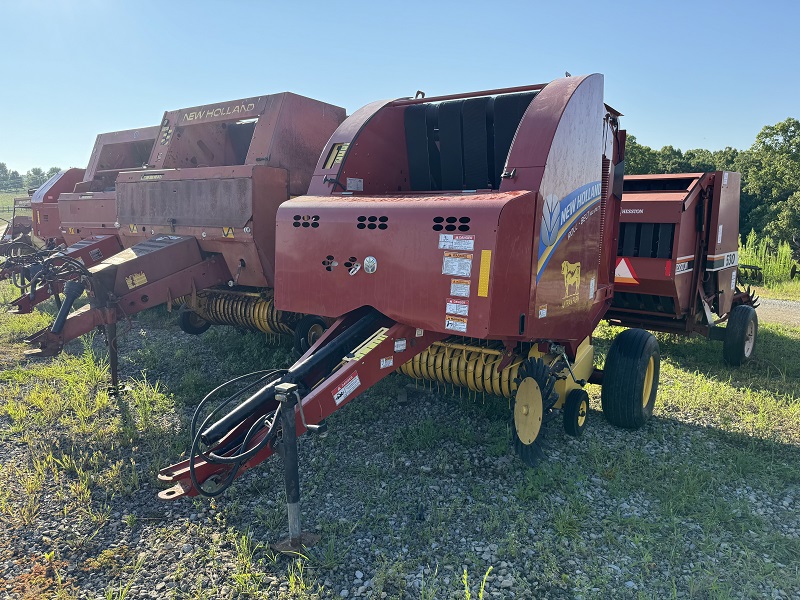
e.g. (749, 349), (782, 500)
(515, 75), (606, 341)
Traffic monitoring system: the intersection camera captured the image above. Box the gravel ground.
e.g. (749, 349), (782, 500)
(755, 298), (800, 327)
(1, 312), (799, 599)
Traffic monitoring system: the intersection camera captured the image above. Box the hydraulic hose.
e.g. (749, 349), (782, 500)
(51, 280), (85, 334)
(200, 308), (382, 446)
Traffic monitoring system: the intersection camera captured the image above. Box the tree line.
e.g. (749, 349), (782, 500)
(1, 116), (797, 244)
(0, 164), (62, 193)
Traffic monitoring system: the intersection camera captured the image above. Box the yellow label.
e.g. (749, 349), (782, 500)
(125, 272), (148, 290)
(562, 260), (581, 299)
(478, 250), (492, 297)
(323, 143), (350, 169)
(222, 227), (235, 239)
(68, 227), (75, 235)
(129, 224), (137, 233)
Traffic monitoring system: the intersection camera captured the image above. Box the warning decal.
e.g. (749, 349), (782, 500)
(446, 298), (469, 316)
(450, 278), (470, 297)
(380, 357), (394, 369)
(614, 258), (638, 285)
(445, 315), (468, 333)
(333, 372), (361, 405)
(438, 234), (475, 251)
(442, 252), (473, 277)
(125, 271), (148, 290)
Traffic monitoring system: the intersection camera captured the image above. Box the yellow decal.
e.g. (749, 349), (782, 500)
(561, 261), (580, 306)
(222, 227), (235, 239)
(68, 227), (75, 235)
(323, 143), (350, 169)
(478, 250), (492, 297)
(125, 272), (148, 290)
(129, 224), (137, 233)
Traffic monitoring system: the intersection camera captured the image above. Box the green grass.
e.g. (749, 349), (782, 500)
(752, 279), (800, 301)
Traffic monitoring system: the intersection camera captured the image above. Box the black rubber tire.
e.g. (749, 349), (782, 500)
(179, 310), (211, 335)
(293, 315), (327, 356)
(601, 328), (660, 429)
(723, 305), (758, 366)
(512, 357), (559, 467)
(563, 388), (589, 437)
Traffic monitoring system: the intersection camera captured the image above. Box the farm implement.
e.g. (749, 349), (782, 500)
(2, 128), (159, 315)
(23, 93), (346, 388)
(609, 172), (760, 365)
(158, 74), (674, 548)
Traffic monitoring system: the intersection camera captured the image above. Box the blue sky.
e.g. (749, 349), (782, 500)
(0, 0), (796, 173)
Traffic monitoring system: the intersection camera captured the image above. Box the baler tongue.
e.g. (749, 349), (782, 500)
(25, 234), (231, 388)
(157, 308), (445, 549)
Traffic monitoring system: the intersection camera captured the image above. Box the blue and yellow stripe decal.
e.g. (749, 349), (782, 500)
(536, 181), (601, 283)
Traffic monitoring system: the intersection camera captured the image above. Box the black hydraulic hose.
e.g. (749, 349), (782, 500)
(187, 369), (286, 497)
(51, 280), (85, 334)
(200, 308), (382, 446)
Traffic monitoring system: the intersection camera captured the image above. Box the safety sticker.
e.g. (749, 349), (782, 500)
(222, 227), (235, 239)
(415, 328), (424, 337)
(125, 271), (148, 290)
(346, 178), (363, 191)
(538, 305), (548, 319)
(446, 298), (469, 316)
(449, 278), (470, 297)
(438, 234), (475, 251)
(380, 356), (394, 369)
(614, 257), (638, 285)
(89, 248), (104, 262)
(333, 372), (361, 405)
(717, 224), (723, 245)
(442, 252), (472, 277)
(589, 277), (596, 299)
(730, 269), (737, 291)
(394, 338), (407, 352)
(445, 315), (468, 333)
(129, 224), (137, 233)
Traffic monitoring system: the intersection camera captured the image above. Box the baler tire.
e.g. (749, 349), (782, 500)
(179, 310), (211, 336)
(601, 328), (659, 430)
(723, 305), (758, 366)
(512, 357), (559, 467)
(563, 388), (589, 437)
(293, 315), (327, 357)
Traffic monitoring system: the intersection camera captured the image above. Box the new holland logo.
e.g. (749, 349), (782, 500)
(541, 194), (560, 247)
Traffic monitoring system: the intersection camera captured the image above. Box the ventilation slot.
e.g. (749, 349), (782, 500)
(293, 215), (320, 228)
(433, 216), (471, 232)
(617, 223), (674, 259)
(357, 215), (388, 230)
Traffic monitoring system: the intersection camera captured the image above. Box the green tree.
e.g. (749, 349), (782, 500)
(24, 167), (48, 189)
(624, 135), (659, 174)
(46, 166), (62, 179)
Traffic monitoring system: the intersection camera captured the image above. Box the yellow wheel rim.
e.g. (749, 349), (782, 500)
(514, 378), (543, 445)
(577, 398), (588, 427)
(642, 356), (654, 407)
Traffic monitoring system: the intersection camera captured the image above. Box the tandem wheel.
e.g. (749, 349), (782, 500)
(601, 328), (660, 429)
(563, 388), (589, 437)
(293, 315), (327, 357)
(723, 305), (758, 366)
(178, 309), (211, 335)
